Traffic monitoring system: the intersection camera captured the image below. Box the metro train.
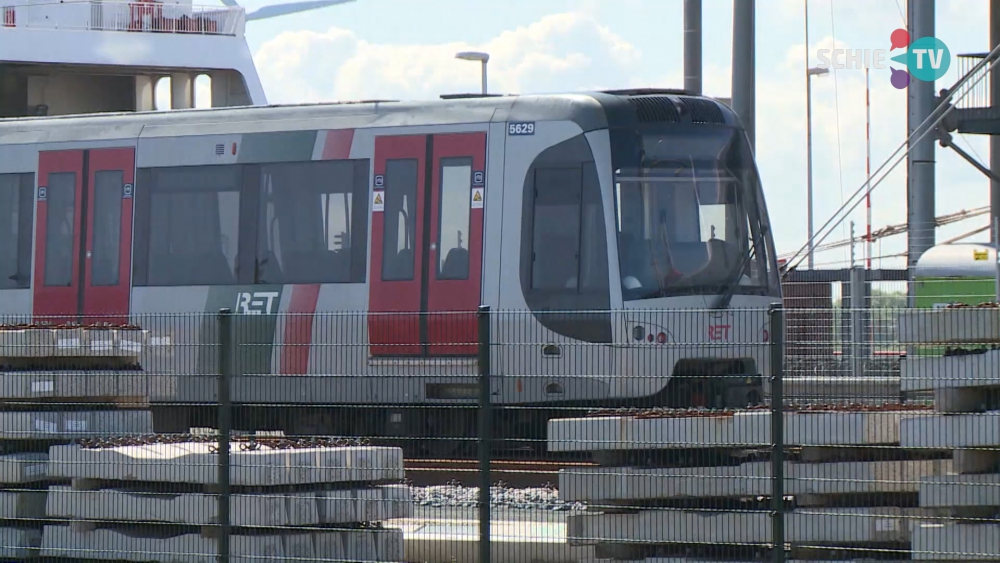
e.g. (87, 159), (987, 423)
(0, 88), (782, 457)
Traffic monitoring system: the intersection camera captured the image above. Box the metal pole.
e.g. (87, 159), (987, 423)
(865, 67), (873, 270)
(481, 60), (488, 95)
(217, 308), (233, 563)
(994, 217), (1000, 302)
(805, 0), (815, 269)
(991, 0), (1000, 242)
(684, 0), (703, 95)
(907, 0), (936, 303)
(732, 0), (756, 150)
(477, 305), (493, 563)
(769, 304), (785, 563)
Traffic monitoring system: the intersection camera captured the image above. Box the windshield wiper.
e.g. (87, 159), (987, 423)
(713, 226), (768, 309)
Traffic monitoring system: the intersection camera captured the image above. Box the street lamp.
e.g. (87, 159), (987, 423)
(806, 64), (830, 270)
(455, 51), (489, 95)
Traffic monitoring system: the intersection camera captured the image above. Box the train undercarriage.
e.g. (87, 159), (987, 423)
(150, 359), (763, 461)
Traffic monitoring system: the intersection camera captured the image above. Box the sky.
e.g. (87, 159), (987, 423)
(164, 0), (995, 271)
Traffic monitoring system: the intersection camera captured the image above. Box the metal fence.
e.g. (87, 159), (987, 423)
(0, 305), (997, 562)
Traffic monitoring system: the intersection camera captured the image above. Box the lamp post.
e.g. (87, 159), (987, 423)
(806, 64), (830, 270)
(455, 51), (489, 95)
(805, 0), (829, 270)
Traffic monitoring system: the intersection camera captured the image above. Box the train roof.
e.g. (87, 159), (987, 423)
(0, 89), (742, 145)
(914, 242), (999, 278)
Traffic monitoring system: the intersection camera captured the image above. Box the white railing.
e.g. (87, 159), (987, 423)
(1, 0), (245, 37)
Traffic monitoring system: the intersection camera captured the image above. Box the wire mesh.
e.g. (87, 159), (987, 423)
(0, 306), (996, 562)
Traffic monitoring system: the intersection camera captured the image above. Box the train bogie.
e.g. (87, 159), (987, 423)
(0, 90), (781, 456)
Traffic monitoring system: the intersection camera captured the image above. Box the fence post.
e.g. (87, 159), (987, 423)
(477, 305), (492, 563)
(769, 304), (785, 563)
(217, 308), (233, 563)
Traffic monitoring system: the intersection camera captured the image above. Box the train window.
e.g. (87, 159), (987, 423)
(437, 159), (472, 280)
(255, 159), (369, 284)
(141, 165), (241, 286)
(382, 159), (418, 281)
(530, 167), (582, 290)
(90, 170), (123, 286)
(44, 173), (77, 288)
(0, 173), (33, 290)
(520, 135), (611, 343)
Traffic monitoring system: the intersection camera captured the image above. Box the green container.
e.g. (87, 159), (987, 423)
(912, 242), (998, 355)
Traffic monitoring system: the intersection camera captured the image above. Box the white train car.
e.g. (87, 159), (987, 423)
(0, 89), (781, 456)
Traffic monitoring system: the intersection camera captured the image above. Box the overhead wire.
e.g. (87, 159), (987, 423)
(781, 41), (1000, 276)
(778, 205), (990, 259)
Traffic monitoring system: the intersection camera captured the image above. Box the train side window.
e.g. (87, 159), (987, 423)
(437, 158), (472, 280)
(520, 134), (611, 343)
(530, 167), (582, 290)
(90, 170), (123, 286)
(139, 165), (242, 287)
(382, 158), (418, 281)
(44, 172), (76, 287)
(255, 159), (369, 285)
(0, 173), (34, 290)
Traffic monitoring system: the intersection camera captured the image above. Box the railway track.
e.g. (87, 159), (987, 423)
(403, 458), (596, 488)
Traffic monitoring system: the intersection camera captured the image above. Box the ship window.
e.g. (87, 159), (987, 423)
(520, 134), (611, 343)
(0, 173), (34, 290)
(136, 165), (242, 287)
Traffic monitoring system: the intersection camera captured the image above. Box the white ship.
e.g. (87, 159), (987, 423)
(0, 0), (351, 115)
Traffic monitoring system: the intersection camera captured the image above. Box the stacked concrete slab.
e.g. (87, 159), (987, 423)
(549, 405), (944, 561)
(0, 325), (153, 559)
(40, 440), (408, 562)
(899, 307), (1000, 561)
(0, 325), (153, 442)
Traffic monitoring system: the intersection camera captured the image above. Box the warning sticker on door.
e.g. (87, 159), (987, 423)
(471, 187), (484, 209)
(373, 190), (385, 212)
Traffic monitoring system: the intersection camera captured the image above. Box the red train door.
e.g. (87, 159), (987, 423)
(33, 148), (135, 324)
(368, 132), (487, 357)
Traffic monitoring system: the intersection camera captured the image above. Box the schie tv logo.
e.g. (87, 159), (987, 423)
(815, 28), (951, 90)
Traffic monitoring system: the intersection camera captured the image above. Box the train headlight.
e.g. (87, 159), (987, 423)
(632, 325), (644, 341)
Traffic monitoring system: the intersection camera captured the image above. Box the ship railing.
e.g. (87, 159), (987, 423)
(1, 0), (246, 37)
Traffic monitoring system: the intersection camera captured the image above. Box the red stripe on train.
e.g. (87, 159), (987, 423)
(279, 129), (354, 374)
(280, 284), (321, 375)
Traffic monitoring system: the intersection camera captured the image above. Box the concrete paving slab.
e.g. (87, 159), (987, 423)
(740, 410), (912, 446)
(547, 412), (767, 452)
(783, 377), (903, 403)
(911, 522), (1000, 560)
(40, 524), (404, 562)
(47, 442), (405, 486)
(0, 527), (42, 559)
(900, 351), (1000, 392)
(0, 453), (48, 484)
(919, 473), (1000, 508)
(559, 459), (952, 503)
(0, 410), (152, 440)
(0, 490), (46, 520)
(900, 413), (1000, 449)
(898, 309), (1000, 344)
(0, 371), (148, 401)
(0, 328), (146, 358)
(46, 484), (413, 526)
(548, 410), (919, 452)
(567, 507), (924, 546)
(389, 516), (589, 563)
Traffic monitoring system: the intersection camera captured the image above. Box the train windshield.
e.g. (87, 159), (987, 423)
(615, 126), (777, 301)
